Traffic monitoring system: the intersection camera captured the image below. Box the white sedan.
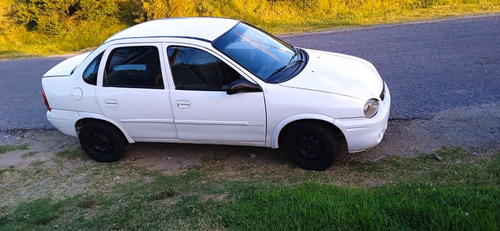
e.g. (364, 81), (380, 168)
(42, 17), (390, 171)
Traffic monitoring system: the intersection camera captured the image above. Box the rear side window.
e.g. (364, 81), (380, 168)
(104, 46), (164, 89)
(82, 52), (103, 85)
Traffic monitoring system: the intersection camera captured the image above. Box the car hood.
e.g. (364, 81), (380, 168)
(43, 52), (91, 77)
(280, 49), (383, 100)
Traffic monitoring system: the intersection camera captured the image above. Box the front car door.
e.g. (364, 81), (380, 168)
(165, 44), (266, 145)
(96, 44), (176, 141)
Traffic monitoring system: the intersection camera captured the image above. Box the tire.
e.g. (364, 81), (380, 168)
(78, 121), (128, 162)
(282, 122), (338, 171)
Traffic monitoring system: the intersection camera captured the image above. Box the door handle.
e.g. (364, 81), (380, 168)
(176, 100), (191, 109)
(104, 99), (118, 107)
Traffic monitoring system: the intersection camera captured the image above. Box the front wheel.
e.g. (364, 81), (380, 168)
(79, 121), (128, 162)
(282, 122), (339, 171)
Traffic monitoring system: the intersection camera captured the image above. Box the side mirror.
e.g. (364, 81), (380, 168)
(226, 78), (262, 95)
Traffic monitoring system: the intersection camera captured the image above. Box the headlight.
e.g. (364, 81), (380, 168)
(364, 99), (379, 118)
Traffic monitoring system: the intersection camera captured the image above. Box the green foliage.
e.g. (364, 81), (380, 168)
(9, 0), (500, 33)
(219, 182), (500, 230)
(14, 0), (120, 35)
(0, 198), (68, 230)
(1, 0), (499, 57)
(132, 0), (197, 22)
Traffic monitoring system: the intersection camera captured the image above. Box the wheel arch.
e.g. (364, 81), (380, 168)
(75, 116), (134, 143)
(271, 115), (346, 151)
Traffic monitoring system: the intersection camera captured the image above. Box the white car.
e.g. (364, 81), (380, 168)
(42, 17), (390, 171)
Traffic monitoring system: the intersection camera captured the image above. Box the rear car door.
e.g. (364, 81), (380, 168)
(96, 44), (176, 141)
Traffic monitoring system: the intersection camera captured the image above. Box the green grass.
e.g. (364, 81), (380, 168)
(20, 151), (37, 158)
(344, 147), (500, 186)
(0, 147), (498, 230)
(219, 182), (499, 230)
(54, 149), (77, 159)
(0, 144), (29, 154)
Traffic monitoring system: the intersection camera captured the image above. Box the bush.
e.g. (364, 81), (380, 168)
(14, 0), (120, 35)
(133, 0), (197, 22)
(2, 0), (499, 57)
(11, 0), (496, 35)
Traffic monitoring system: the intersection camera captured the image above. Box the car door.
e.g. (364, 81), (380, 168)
(165, 44), (266, 143)
(96, 44), (177, 141)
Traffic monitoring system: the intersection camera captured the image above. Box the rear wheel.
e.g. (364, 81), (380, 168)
(79, 121), (128, 162)
(282, 122), (339, 171)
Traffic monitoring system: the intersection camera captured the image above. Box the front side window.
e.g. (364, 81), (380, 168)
(82, 52), (103, 85)
(104, 46), (163, 89)
(167, 46), (239, 90)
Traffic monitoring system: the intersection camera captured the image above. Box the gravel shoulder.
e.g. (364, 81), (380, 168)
(1, 103), (499, 172)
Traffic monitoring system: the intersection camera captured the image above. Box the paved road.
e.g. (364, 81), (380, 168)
(1, 15), (499, 130)
(1, 57), (67, 130)
(283, 14), (500, 119)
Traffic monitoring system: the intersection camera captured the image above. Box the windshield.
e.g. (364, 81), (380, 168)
(213, 23), (305, 82)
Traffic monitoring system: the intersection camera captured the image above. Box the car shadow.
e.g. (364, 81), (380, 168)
(120, 142), (291, 173)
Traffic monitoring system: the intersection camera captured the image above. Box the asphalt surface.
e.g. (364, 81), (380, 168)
(1, 57), (67, 130)
(282, 14), (500, 120)
(1, 14), (499, 130)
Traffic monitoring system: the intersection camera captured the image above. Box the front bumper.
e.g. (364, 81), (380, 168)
(336, 84), (391, 153)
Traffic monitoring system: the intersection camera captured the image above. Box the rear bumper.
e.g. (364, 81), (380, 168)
(46, 109), (79, 137)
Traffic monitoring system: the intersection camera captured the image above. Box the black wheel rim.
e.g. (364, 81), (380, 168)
(90, 132), (113, 153)
(297, 135), (322, 159)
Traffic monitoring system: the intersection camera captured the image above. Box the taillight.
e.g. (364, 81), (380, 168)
(41, 89), (51, 111)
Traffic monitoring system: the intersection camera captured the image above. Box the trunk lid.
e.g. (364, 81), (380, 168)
(43, 52), (91, 77)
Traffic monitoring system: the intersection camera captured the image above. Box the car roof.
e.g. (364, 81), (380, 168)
(105, 17), (240, 43)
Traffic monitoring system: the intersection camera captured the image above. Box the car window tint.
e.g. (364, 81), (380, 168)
(105, 46), (164, 89)
(213, 23), (295, 82)
(83, 52), (103, 85)
(167, 46), (239, 90)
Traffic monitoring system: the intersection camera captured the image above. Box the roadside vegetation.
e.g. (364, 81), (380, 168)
(1, 0), (499, 59)
(0, 145), (498, 230)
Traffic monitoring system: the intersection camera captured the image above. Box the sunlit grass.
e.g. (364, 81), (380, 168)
(0, 22), (126, 59)
(0, 0), (499, 58)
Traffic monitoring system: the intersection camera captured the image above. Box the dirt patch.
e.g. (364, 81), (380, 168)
(1, 103), (499, 172)
(367, 103), (500, 160)
(0, 130), (78, 169)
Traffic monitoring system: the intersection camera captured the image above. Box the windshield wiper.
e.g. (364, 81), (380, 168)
(267, 56), (304, 81)
(266, 65), (288, 80)
(287, 47), (299, 65)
